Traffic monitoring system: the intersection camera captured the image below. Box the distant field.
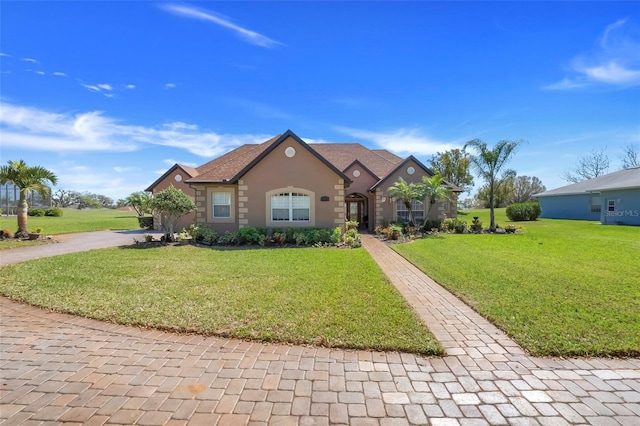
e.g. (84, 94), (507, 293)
(0, 208), (140, 235)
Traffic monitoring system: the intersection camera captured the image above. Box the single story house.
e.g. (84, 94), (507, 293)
(146, 129), (461, 233)
(534, 166), (640, 225)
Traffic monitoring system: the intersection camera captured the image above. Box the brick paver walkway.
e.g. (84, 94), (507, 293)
(1, 234), (639, 425)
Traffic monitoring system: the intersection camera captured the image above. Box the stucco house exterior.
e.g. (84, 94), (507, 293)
(146, 130), (461, 233)
(534, 166), (640, 225)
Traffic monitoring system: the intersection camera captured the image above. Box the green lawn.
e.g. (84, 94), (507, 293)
(394, 208), (640, 357)
(0, 208), (140, 235)
(0, 246), (443, 355)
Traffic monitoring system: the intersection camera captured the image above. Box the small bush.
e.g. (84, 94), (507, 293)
(342, 229), (362, 248)
(45, 207), (63, 217)
(0, 208), (3, 215)
(237, 227), (263, 245)
(423, 219), (442, 232)
(188, 225), (219, 244)
(28, 208), (45, 217)
(506, 202), (542, 221)
(137, 216), (153, 228)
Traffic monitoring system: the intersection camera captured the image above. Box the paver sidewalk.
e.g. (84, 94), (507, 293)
(1, 233), (639, 425)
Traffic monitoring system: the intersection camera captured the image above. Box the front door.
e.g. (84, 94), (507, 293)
(347, 200), (364, 227)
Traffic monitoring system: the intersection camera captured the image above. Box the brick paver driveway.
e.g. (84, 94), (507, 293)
(1, 233), (639, 425)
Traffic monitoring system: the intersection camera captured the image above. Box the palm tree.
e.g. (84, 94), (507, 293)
(387, 177), (421, 226)
(419, 174), (452, 229)
(0, 160), (58, 238)
(464, 139), (524, 231)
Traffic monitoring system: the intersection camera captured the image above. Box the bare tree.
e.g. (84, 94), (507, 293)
(562, 148), (609, 183)
(621, 143), (639, 169)
(511, 176), (546, 204)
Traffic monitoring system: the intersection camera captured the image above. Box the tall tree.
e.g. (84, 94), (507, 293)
(510, 176), (546, 204)
(418, 174), (452, 229)
(386, 177), (421, 226)
(475, 177), (515, 208)
(464, 139), (524, 231)
(562, 148), (609, 183)
(0, 160), (58, 238)
(52, 188), (74, 207)
(621, 143), (639, 169)
(429, 149), (474, 193)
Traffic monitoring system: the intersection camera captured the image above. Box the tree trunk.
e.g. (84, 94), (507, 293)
(489, 181), (496, 231)
(16, 190), (29, 238)
(405, 201), (414, 226)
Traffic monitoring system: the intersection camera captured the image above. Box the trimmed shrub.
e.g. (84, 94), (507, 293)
(237, 227), (263, 245)
(45, 207), (63, 217)
(28, 208), (45, 217)
(137, 216), (153, 228)
(506, 202), (542, 221)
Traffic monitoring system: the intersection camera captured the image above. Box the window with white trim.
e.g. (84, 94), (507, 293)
(212, 192), (231, 218)
(396, 199), (424, 223)
(271, 192), (310, 221)
(608, 200), (615, 212)
(590, 195), (601, 213)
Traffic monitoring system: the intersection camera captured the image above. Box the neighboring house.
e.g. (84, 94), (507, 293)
(146, 129), (461, 233)
(534, 166), (640, 226)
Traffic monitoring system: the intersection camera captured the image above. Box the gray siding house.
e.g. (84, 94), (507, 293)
(534, 166), (640, 226)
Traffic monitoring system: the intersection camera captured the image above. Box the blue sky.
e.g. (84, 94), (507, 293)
(1, 1), (639, 201)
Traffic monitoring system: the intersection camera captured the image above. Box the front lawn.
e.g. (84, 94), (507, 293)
(0, 208), (139, 236)
(394, 209), (640, 357)
(0, 246), (443, 355)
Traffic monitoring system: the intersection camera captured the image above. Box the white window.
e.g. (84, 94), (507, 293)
(396, 199), (424, 223)
(212, 192), (231, 218)
(271, 192), (310, 222)
(608, 200), (615, 212)
(591, 195), (601, 213)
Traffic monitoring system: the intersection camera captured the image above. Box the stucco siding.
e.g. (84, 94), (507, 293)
(600, 189), (640, 225)
(538, 194), (599, 221)
(241, 136), (344, 229)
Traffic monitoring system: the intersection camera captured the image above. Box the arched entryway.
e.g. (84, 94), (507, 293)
(345, 193), (368, 229)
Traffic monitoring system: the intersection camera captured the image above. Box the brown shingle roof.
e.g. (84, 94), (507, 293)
(188, 135), (280, 182)
(182, 132), (403, 185)
(309, 143), (402, 178)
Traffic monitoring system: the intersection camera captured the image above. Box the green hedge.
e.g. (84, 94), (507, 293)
(27, 208), (45, 217)
(506, 202), (542, 221)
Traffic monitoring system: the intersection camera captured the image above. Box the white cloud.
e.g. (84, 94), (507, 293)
(125, 84), (135, 89)
(21, 57), (39, 63)
(97, 83), (113, 91)
(163, 158), (198, 167)
(81, 83), (101, 92)
(0, 102), (271, 157)
(334, 126), (455, 155)
(114, 166), (135, 173)
(546, 18), (640, 89)
(35, 71), (45, 75)
(0, 52), (12, 57)
(53, 72), (67, 77)
(164, 83), (177, 89)
(160, 3), (281, 48)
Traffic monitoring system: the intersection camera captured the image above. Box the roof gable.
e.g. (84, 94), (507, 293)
(145, 163), (199, 192)
(187, 130), (350, 184)
(310, 143), (402, 178)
